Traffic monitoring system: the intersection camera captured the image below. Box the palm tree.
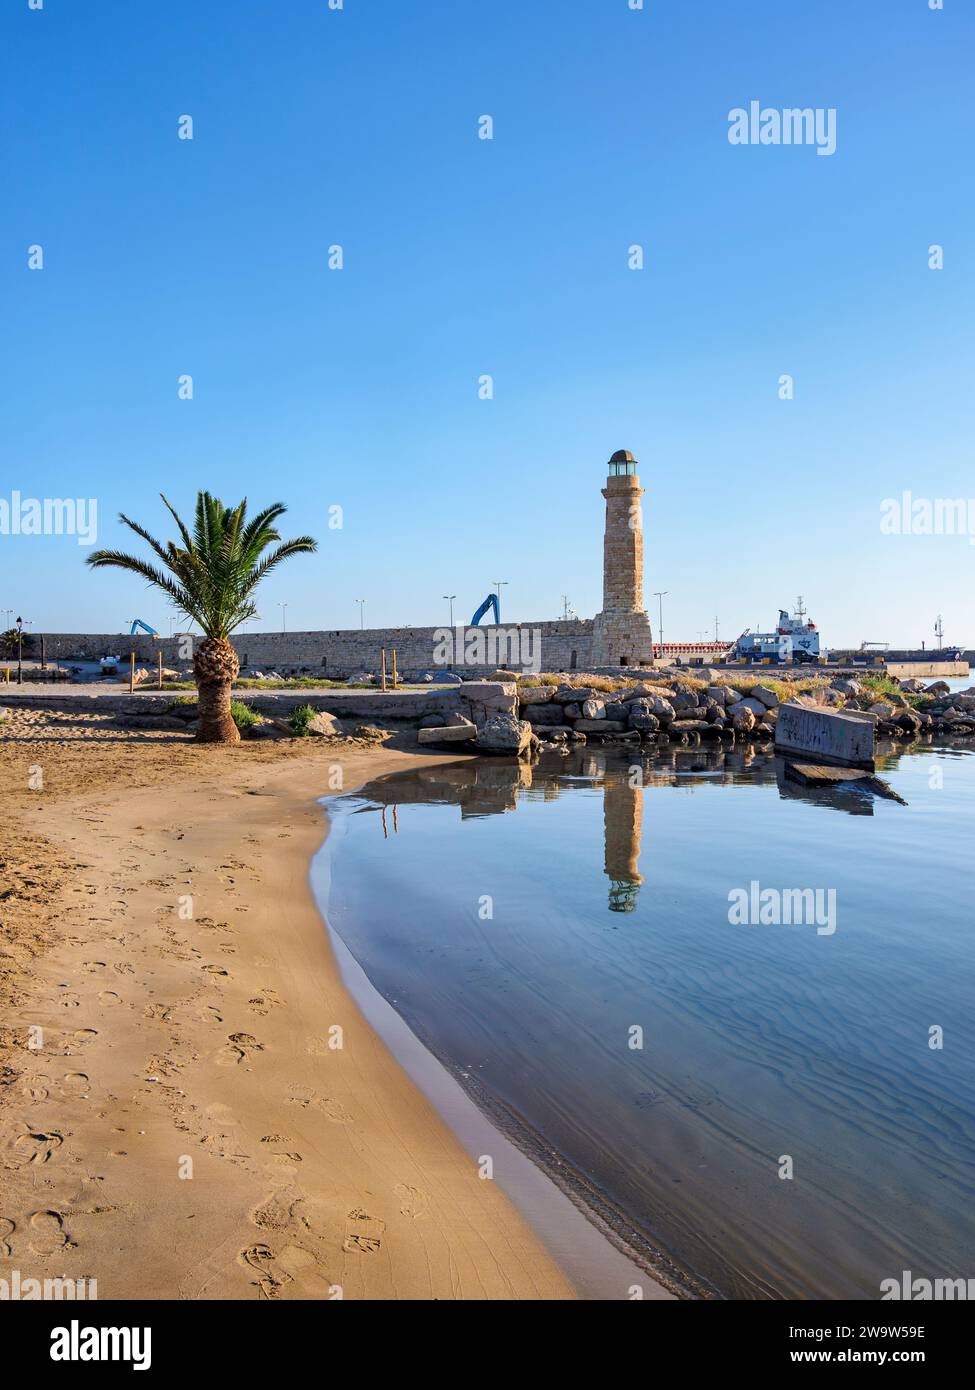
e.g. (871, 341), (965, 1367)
(87, 493), (317, 743)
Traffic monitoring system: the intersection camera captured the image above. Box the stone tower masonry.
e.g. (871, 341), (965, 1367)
(590, 449), (654, 667)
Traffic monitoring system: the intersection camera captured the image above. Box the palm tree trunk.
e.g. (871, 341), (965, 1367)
(196, 677), (240, 743)
(193, 636), (241, 744)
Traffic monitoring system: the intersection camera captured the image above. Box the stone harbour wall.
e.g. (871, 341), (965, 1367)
(34, 621), (598, 678)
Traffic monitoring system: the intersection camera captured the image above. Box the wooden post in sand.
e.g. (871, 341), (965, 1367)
(129, 651), (135, 693)
(392, 649), (398, 689)
(157, 651), (163, 689)
(380, 648), (387, 692)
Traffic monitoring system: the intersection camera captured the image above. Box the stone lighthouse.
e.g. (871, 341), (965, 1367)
(590, 449), (654, 667)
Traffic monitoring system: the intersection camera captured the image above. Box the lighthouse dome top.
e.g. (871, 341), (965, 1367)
(607, 449), (638, 476)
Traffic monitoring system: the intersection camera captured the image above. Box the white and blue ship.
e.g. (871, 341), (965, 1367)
(729, 601), (822, 664)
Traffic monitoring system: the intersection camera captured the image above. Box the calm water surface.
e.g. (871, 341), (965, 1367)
(317, 735), (975, 1299)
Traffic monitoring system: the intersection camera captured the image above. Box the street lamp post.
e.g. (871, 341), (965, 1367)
(653, 591), (668, 652)
(492, 580), (508, 621)
(355, 599), (366, 630)
(277, 602), (288, 633)
(443, 594), (456, 626)
(16, 616), (24, 685)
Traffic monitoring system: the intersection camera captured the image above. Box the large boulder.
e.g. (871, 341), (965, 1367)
(671, 692), (700, 714)
(732, 707), (756, 733)
(305, 710), (343, 737)
(417, 724), (477, 746)
(729, 697), (766, 719)
(475, 713), (533, 757)
(830, 678), (862, 697)
(458, 680), (518, 723)
(581, 698), (606, 720)
(518, 684), (561, 705)
(553, 685), (597, 704)
(648, 695), (675, 719)
(626, 700), (659, 732)
(623, 683), (674, 701)
(522, 704), (564, 726)
(750, 684), (780, 709)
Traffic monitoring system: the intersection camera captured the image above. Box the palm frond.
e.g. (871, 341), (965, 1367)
(86, 493), (316, 639)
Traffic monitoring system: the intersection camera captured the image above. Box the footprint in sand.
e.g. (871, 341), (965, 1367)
(10, 1129), (65, 1165)
(251, 1190), (299, 1232)
(61, 1073), (90, 1096)
(319, 1097), (353, 1125)
(240, 1243), (293, 1299)
(394, 1183), (428, 1220)
(69, 1029), (99, 1047)
(0, 1217), (15, 1256)
(202, 964), (230, 977)
(143, 1003), (173, 1023)
(28, 1209), (71, 1256)
(97, 991), (122, 1007)
(247, 989), (284, 1016)
(343, 1208), (385, 1254)
(82, 961), (107, 973)
(216, 1033), (264, 1067)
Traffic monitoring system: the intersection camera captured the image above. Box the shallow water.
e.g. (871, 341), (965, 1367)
(317, 737), (975, 1299)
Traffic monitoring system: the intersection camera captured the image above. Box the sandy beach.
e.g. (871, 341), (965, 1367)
(0, 711), (575, 1300)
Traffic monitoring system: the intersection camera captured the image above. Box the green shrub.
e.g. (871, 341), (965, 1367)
(289, 703), (316, 737)
(857, 673), (925, 709)
(230, 699), (260, 731)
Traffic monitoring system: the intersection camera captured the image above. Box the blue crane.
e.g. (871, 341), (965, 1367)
(470, 593), (501, 626)
(130, 618), (160, 638)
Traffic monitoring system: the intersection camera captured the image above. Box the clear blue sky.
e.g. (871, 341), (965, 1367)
(3, 0), (973, 649)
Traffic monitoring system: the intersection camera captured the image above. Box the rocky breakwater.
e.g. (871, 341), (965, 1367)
(516, 679), (784, 753)
(415, 673), (975, 762)
(416, 681), (537, 759)
(825, 678), (975, 740)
